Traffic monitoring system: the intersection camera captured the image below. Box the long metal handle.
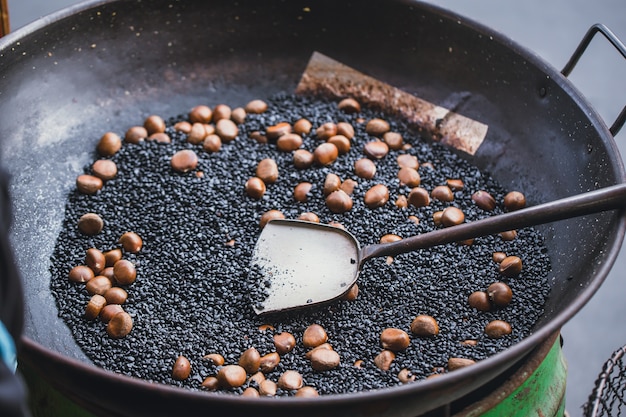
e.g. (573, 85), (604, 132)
(0, 0), (8, 38)
(561, 24), (626, 136)
(360, 183), (626, 262)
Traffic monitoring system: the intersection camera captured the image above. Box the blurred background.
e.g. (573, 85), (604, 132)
(5, 0), (626, 415)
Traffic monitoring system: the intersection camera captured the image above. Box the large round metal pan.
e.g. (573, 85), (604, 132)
(1, 0), (624, 416)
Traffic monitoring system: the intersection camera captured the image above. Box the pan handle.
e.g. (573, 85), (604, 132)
(561, 24), (626, 136)
(0, 0), (8, 38)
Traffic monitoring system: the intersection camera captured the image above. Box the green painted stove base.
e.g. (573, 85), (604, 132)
(18, 334), (567, 417)
(453, 333), (567, 417)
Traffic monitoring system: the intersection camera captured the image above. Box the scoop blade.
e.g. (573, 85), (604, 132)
(250, 219), (360, 315)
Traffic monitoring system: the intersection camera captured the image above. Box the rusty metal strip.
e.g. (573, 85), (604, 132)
(0, 0), (9, 38)
(296, 52), (488, 155)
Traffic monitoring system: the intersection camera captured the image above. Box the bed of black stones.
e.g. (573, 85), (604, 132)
(49, 93), (551, 396)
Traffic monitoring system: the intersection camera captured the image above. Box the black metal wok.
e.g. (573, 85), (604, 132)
(1, 0), (624, 416)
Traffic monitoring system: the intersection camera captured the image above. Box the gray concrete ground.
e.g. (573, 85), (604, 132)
(5, 0), (626, 415)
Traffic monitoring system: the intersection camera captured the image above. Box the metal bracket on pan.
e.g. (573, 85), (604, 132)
(561, 24), (626, 136)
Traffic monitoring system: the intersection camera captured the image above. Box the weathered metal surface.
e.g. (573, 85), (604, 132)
(296, 52), (489, 155)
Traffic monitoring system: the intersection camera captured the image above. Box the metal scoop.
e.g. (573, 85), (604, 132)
(250, 183), (626, 315)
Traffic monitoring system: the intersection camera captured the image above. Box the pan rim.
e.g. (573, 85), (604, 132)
(0, 0), (108, 51)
